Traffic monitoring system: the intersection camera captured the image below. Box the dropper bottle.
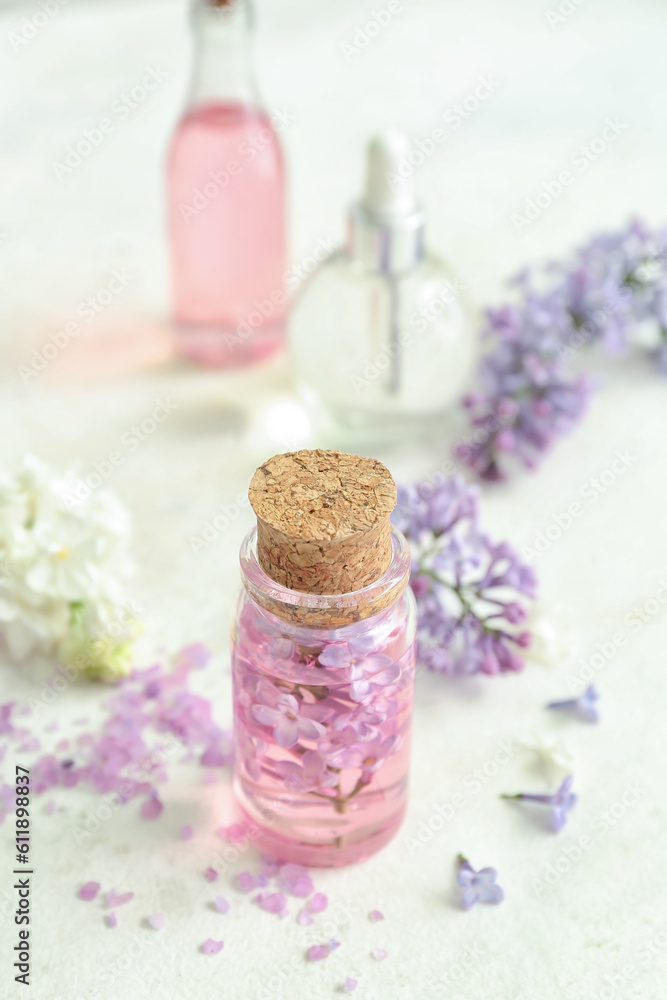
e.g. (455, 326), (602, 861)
(288, 130), (474, 444)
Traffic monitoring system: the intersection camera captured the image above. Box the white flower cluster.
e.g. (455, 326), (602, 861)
(0, 455), (139, 680)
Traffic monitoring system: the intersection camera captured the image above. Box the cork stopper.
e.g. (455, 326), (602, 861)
(248, 450), (396, 598)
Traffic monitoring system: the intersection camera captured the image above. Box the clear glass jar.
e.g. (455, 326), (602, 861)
(231, 525), (416, 867)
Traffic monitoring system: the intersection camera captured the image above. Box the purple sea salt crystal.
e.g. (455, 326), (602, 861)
(344, 979), (358, 993)
(369, 910), (384, 922)
(308, 893), (328, 914)
(106, 890), (134, 908)
(181, 825), (193, 840)
(392, 476), (536, 677)
(371, 949), (388, 961)
(237, 871), (258, 893)
(456, 855), (504, 909)
(140, 790), (164, 820)
(547, 685), (599, 722)
(148, 913), (165, 930)
(502, 774), (577, 832)
(201, 938), (224, 955)
(204, 867), (218, 883)
(107, 912), (117, 929)
(214, 896), (230, 914)
(260, 892), (287, 915)
(79, 881), (101, 901)
(307, 944), (331, 961)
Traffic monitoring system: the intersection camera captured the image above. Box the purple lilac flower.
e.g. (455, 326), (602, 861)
(251, 682), (325, 749)
(393, 477), (536, 676)
(273, 749), (338, 793)
(458, 220), (667, 479)
(456, 855), (504, 909)
(502, 774), (577, 832)
(547, 685), (599, 722)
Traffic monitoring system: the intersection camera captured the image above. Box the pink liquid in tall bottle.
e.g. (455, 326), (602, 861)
(168, 101), (286, 367)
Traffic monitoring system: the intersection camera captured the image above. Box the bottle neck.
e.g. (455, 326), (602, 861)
(188, 0), (258, 108)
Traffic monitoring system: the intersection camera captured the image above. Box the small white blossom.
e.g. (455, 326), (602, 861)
(0, 455), (138, 679)
(518, 731), (575, 786)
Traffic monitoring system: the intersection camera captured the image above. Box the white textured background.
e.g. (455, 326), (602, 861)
(1, 0), (667, 998)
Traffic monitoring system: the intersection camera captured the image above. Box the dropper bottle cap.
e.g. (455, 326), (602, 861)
(348, 130), (425, 275)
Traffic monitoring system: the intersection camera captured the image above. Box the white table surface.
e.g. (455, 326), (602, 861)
(1, 1), (667, 998)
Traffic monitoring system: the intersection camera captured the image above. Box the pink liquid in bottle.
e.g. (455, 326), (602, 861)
(168, 100), (286, 367)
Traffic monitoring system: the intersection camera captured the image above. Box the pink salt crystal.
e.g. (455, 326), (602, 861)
(308, 893), (328, 914)
(371, 949), (388, 961)
(237, 871), (257, 893)
(148, 913), (165, 930)
(204, 867), (218, 883)
(214, 896), (230, 914)
(291, 875), (314, 898)
(140, 793), (163, 820)
(106, 890), (134, 908)
(261, 892), (287, 914)
(297, 909), (313, 926)
(107, 913), (117, 929)
(181, 825), (193, 841)
(79, 881), (100, 901)
(344, 978), (358, 993)
(369, 910), (384, 922)
(307, 945), (330, 961)
(201, 938), (224, 955)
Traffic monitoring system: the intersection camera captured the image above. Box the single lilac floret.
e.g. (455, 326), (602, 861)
(502, 774), (577, 831)
(456, 854), (504, 909)
(547, 685), (599, 722)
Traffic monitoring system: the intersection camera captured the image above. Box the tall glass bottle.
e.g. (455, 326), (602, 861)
(168, 0), (286, 367)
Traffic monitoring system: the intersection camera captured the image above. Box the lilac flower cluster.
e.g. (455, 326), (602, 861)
(393, 476), (536, 676)
(458, 219), (667, 480)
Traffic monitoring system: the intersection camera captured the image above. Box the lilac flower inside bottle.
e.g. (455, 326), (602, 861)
(231, 450), (416, 866)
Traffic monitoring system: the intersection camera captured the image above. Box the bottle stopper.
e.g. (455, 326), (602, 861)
(248, 449), (397, 596)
